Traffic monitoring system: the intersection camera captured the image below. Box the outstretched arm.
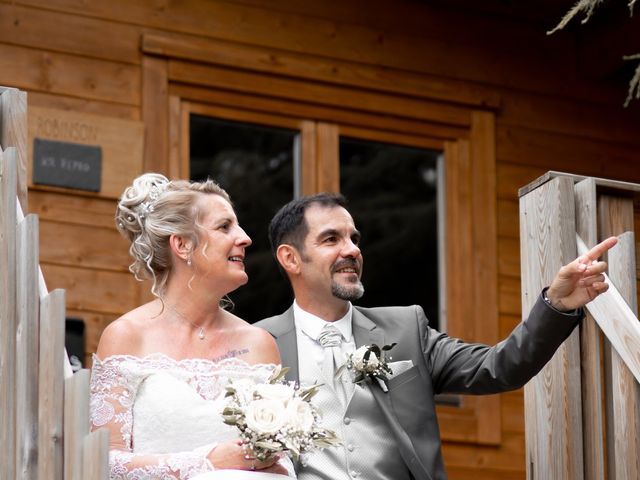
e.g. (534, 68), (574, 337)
(546, 236), (618, 311)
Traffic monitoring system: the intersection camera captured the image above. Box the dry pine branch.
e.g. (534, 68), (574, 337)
(549, 0), (639, 106)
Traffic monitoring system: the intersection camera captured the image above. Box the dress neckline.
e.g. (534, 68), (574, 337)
(92, 352), (277, 371)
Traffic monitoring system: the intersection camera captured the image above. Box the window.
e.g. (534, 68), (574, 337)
(339, 137), (443, 328)
(189, 114), (298, 322)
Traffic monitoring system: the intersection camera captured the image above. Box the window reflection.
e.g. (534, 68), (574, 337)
(190, 114), (296, 322)
(340, 137), (441, 329)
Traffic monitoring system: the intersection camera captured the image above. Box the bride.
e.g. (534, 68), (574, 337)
(90, 173), (294, 479)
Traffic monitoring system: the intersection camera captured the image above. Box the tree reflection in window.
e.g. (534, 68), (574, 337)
(340, 137), (441, 329)
(190, 114), (296, 323)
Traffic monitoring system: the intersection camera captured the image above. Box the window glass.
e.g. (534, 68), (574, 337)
(340, 137), (441, 329)
(190, 114), (296, 322)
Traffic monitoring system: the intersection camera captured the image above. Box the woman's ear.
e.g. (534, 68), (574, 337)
(169, 234), (193, 262)
(276, 244), (301, 275)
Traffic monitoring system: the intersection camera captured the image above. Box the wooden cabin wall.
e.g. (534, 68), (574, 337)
(2, 1), (639, 478)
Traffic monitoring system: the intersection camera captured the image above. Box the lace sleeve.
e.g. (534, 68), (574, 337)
(90, 356), (215, 480)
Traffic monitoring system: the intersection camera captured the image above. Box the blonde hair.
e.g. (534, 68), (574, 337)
(115, 173), (230, 297)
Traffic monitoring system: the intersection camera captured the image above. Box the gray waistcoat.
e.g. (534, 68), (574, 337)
(298, 355), (410, 480)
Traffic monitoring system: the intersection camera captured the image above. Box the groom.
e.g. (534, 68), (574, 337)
(256, 193), (616, 480)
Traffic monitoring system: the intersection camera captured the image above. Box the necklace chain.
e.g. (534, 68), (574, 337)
(169, 305), (206, 340)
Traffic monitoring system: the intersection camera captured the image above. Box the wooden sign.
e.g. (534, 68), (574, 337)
(28, 106), (143, 199)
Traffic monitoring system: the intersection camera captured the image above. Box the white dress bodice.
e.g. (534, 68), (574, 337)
(90, 354), (294, 479)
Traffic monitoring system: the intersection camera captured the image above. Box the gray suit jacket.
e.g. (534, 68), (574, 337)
(255, 294), (582, 480)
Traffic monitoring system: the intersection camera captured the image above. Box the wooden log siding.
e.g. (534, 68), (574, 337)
(3, 1), (640, 478)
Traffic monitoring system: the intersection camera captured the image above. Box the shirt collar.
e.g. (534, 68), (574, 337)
(293, 300), (353, 343)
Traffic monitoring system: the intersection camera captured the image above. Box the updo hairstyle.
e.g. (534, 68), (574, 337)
(115, 173), (230, 297)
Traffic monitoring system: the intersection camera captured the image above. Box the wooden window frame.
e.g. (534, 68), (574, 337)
(142, 36), (500, 445)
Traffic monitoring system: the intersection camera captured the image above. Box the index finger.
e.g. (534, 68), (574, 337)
(584, 236), (618, 262)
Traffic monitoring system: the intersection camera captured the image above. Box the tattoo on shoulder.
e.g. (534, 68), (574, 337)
(212, 348), (250, 363)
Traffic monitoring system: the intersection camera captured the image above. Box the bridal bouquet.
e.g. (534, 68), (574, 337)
(222, 366), (341, 462)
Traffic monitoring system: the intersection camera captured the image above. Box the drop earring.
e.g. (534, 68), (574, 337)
(187, 256), (192, 266)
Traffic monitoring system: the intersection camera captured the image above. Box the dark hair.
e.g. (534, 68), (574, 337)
(268, 193), (347, 257)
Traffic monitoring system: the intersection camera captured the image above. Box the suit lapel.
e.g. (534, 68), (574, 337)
(352, 307), (385, 349)
(348, 308), (386, 405)
(269, 307), (300, 384)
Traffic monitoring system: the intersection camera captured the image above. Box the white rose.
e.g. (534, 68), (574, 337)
(255, 383), (295, 403)
(352, 346), (380, 372)
(228, 378), (255, 403)
(285, 397), (315, 433)
(244, 398), (287, 435)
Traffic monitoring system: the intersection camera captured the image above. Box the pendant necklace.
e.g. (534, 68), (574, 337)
(170, 305), (207, 340)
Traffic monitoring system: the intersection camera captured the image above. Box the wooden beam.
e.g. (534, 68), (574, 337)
(38, 289), (65, 480)
(519, 171), (640, 198)
(470, 111), (501, 445)
(576, 236), (640, 384)
(142, 56), (169, 174)
(142, 32), (501, 109)
(82, 430), (109, 480)
(0, 88), (28, 210)
(15, 214), (40, 479)
(168, 60), (472, 128)
(0, 146), (17, 480)
(64, 370), (91, 480)
(573, 179), (605, 480)
(596, 194), (640, 480)
(316, 123), (339, 193)
(520, 176), (584, 479)
(299, 120), (317, 196)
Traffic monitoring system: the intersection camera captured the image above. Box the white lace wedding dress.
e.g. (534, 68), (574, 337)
(90, 354), (295, 479)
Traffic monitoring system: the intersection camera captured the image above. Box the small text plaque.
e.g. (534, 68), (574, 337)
(32, 138), (102, 192)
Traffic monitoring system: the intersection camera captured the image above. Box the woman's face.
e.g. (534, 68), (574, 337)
(191, 194), (252, 293)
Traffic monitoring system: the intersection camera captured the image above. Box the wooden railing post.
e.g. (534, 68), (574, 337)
(0, 88), (28, 211)
(0, 146), (18, 480)
(598, 195), (640, 480)
(520, 176), (584, 479)
(39, 289), (66, 480)
(574, 178), (605, 480)
(520, 171), (640, 480)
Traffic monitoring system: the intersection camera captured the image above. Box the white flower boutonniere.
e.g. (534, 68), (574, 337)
(346, 343), (397, 392)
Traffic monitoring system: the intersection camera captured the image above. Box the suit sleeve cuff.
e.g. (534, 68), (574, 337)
(541, 287), (584, 318)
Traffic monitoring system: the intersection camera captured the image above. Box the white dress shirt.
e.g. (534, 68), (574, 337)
(292, 301), (356, 370)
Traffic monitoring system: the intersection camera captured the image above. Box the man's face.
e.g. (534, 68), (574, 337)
(298, 204), (364, 302)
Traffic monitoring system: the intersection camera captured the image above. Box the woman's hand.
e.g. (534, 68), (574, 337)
(207, 440), (279, 471)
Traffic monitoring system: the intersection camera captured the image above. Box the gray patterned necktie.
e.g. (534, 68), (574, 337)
(318, 324), (351, 405)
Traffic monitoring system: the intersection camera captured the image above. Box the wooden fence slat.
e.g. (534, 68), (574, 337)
(0, 146), (17, 480)
(0, 88), (27, 210)
(574, 178), (605, 480)
(64, 369), (91, 480)
(575, 239), (640, 385)
(82, 430), (109, 480)
(15, 214), (40, 479)
(520, 176), (584, 480)
(38, 289), (66, 480)
(598, 194), (640, 480)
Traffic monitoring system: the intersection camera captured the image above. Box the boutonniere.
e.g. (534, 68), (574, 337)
(345, 343), (397, 393)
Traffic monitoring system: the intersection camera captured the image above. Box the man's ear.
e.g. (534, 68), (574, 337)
(276, 244), (301, 275)
(169, 234), (193, 262)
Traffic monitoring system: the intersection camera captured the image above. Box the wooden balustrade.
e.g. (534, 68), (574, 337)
(520, 172), (640, 480)
(0, 86), (108, 480)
